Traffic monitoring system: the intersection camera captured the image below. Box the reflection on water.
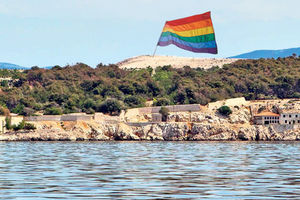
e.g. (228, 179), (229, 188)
(0, 141), (299, 199)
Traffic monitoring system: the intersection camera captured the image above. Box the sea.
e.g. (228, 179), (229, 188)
(0, 141), (299, 199)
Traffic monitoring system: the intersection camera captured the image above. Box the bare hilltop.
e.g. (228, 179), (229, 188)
(117, 55), (239, 69)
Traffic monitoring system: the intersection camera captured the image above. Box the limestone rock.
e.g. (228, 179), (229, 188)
(238, 127), (256, 140)
(162, 123), (188, 141)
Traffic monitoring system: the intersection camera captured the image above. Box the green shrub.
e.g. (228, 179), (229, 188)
(12, 120), (25, 131)
(1, 56), (300, 114)
(97, 99), (122, 116)
(11, 104), (25, 115)
(153, 98), (170, 106)
(44, 107), (63, 115)
(18, 120), (25, 130)
(218, 106), (232, 116)
(0, 106), (10, 116)
(159, 106), (169, 122)
(5, 117), (12, 130)
(12, 124), (20, 131)
(124, 96), (144, 107)
(82, 98), (96, 110)
(24, 123), (36, 130)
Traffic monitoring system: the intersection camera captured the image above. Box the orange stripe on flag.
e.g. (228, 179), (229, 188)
(165, 19), (212, 32)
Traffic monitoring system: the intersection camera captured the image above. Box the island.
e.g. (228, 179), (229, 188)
(0, 56), (299, 141)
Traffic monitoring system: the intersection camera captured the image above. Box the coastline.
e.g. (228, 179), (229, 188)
(1, 97), (299, 142)
(1, 121), (299, 141)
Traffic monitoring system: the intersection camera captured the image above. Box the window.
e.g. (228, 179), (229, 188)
(289, 115), (292, 118)
(283, 115), (286, 118)
(285, 120), (287, 124)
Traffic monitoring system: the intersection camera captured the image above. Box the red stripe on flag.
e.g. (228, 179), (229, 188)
(166, 11), (211, 26)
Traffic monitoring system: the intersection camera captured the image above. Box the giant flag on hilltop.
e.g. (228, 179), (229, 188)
(157, 11), (218, 54)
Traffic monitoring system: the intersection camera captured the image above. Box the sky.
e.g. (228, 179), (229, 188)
(0, 0), (299, 67)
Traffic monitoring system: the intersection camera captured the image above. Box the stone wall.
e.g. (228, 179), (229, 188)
(125, 104), (202, 122)
(0, 116), (24, 134)
(25, 115), (93, 122)
(94, 113), (121, 123)
(208, 97), (248, 110)
(130, 104), (202, 115)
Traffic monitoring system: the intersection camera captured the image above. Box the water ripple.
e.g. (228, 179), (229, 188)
(0, 141), (299, 199)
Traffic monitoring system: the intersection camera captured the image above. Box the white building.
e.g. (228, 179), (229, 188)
(279, 110), (300, 125)
(253, 111), (280, 125)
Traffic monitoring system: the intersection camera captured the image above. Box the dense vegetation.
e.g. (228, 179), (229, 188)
(0, 56), (299, 116)
(218, 106), (232, 116)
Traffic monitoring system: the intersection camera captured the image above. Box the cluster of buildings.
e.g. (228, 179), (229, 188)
(253, 105), (300, 125)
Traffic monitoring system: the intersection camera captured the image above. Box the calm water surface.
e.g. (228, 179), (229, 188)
(0, 141), (299, 199)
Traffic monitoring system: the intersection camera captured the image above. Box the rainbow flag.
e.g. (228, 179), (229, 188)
(157, 12), (218, 54)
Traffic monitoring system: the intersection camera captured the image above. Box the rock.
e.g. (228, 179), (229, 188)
(146, 124), (164, 140)
(230, 109), (251, 124)
(190, 124), (237, 141)
(114, 123), (140, 140)
(1, 112), (300, 141)
(191, 113), (205, 122)
(168, 113), (190, 122)
(238, 127), (256, 140)
(205, 115), (213, 119)
(162, 123), (188, 141)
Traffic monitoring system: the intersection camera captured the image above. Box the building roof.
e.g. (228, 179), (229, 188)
(254, 111), (280, 117)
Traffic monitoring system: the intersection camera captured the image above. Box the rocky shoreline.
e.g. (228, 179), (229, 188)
(1, 98), (300, 142)
(1, 121), (299, 141)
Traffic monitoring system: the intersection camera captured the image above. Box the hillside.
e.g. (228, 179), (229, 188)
(0, 56), (299, 116)
(230, 47), (300, 59)
(0, 62), (26, 70)
(117, 55), (239, 69)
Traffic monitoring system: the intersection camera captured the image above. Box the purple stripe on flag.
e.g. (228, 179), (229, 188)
(158, 40), (217, 54)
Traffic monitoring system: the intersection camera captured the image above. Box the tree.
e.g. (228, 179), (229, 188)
(11, 104), (25, 115)
(173, 92), (186, 104)
(82, 98), (96, 110)
(5, 117), (12, 130)
(159, 106), (169, 122)
(153, 98), (170, 106)
(24, 123), (36, 130)
(119, 84), (135, 95)
(97, 99), (122, 116)
(218, 106), (232, 116)
(44, 107), (63, 115)
(124, 96), (144, 107)
(0, 106), (10, 116)
(12, 120), (25, 131)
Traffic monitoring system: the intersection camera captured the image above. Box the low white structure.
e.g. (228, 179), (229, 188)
(279, 110), (300, 125)
(25, 114), (94, 122)
(208, 97), (249, 110)
(0, 115), (24, 133)
(253, 111), (280, 125)
(253, 107), (300, 126)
